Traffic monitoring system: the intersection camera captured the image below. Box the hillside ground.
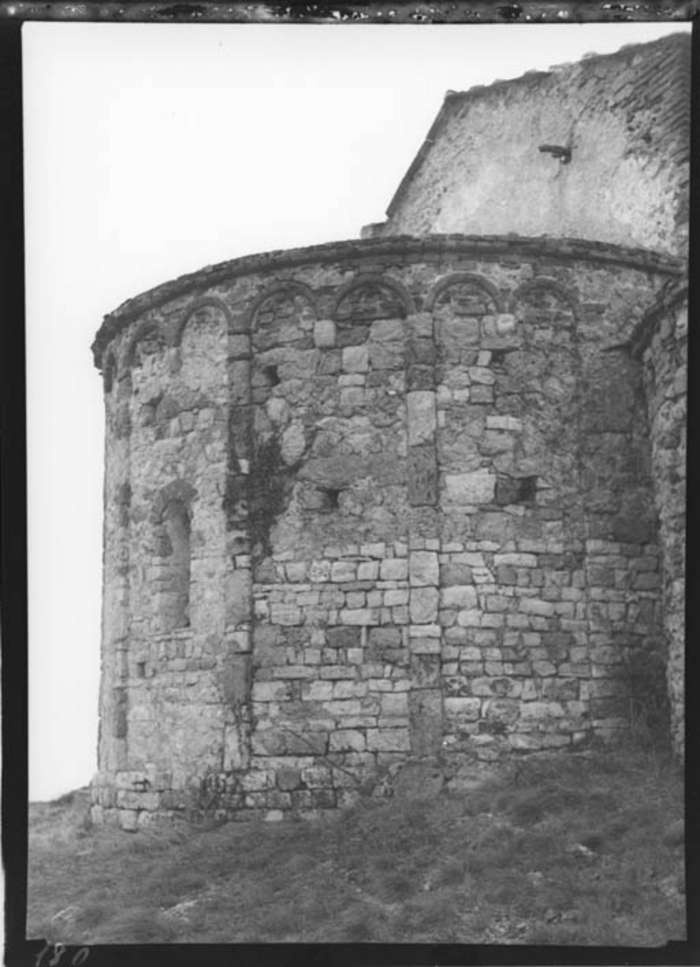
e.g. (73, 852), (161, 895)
(27, 744), (685, 945)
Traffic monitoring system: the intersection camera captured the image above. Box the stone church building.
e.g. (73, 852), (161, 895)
(90, 33), (689, 828)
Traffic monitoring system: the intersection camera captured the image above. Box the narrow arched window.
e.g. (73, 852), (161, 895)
(156, 499), (191, 631)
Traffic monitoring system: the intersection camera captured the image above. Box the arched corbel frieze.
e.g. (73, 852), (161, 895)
(248, 280), (317, 332)
(173, 297), (233, 348)
(509, 278), (579, 323)
(425, 272), (504, 315)
(332, 274), (415, 322)
(125, 320), (167, 370)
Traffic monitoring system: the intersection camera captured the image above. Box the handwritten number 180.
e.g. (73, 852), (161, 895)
(36, 942), (89, 966)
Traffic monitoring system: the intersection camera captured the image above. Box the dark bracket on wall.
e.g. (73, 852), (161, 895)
(539, 144), (572, 164)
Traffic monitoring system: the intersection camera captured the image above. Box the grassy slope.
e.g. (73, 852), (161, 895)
(27, 747), (685, 945)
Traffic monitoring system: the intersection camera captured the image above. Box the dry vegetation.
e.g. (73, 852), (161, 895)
(28, 745), (685, 945)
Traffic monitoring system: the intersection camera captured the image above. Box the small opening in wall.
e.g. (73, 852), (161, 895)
(538, 143), (572, 164)
(518, 476), (538, 503)
(320, 487), (341, 511)
(490, 348), (518, 368)
(264, 365), (281, 387)
(496, 475), (538, 506)
(136, 662), (147, 679)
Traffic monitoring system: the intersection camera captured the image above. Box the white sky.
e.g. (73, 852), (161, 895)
(24, 19), (690, 801)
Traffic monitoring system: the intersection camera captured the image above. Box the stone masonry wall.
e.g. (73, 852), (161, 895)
(632, 284), (687, 758)
(92, 299), (235, 824)
(380, 34), (690, 258)
(91, 236), (681, 827)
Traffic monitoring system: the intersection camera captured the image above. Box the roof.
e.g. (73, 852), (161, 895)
(385, 32), (690, 220)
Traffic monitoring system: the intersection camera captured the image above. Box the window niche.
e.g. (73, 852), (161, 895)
(320, 487), (341, 511)
(263, 364), (281, 387)
(495, 475), (538, 506)
(299, 485), (342, 513)
(154, 498), (191, 632)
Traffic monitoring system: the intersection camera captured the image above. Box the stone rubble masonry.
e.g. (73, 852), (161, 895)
(90, 231), (684, 828)
(380, 33), (690, 258)
(631, 282), (687, 760)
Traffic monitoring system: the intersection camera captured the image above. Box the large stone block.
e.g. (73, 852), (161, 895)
(365, 728), (411, 752)
(358, 560), (380, 581)
(329, 729), (366, 752)
(520, 701), (566, 720)
(342, 345), (369, 373)
(410, 586), (439, 624)
(284, 730), (329, 755)
(441, 563), (473, 585)
(369, 626), (402, 647)
(410, 636), (441, 654)
(326, 627), (361, 649)
(340, 608), (379, 626)
(409, 550), (439, 587)
(314, 319), (336, 348)
(302, 680), (334, 701)
(407, 392), (437, 446)
(440, 585), (478, 609)
(380, 558), (408, 581)
(444, 469), (496, 504)
(381, 692), (409, 716)
(331, 560), (357, 582)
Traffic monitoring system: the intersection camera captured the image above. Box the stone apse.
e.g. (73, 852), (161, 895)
(90, 234), (686, 828)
